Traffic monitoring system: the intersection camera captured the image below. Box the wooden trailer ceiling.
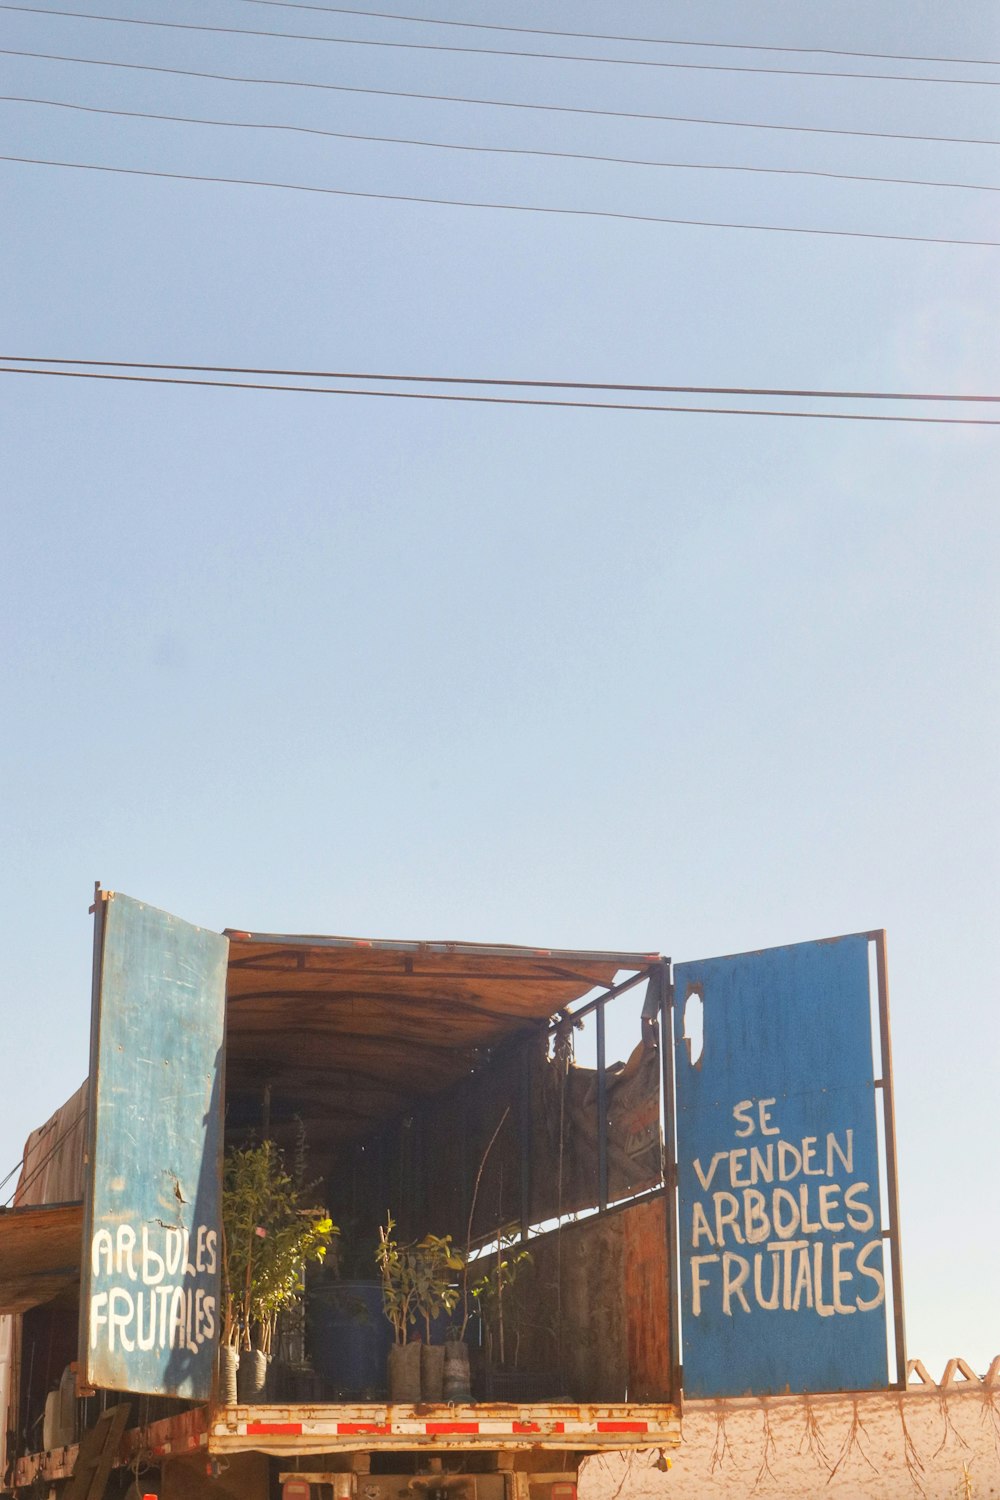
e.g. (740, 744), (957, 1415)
(223, 933), (659, 1142)
(0, 1202), (83, 1314)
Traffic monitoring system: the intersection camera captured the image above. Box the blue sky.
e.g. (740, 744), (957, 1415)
(2, 0), (998, 1379)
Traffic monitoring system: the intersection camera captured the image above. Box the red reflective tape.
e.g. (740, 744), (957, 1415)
(425, 1422), (480, 1435)
(512, 1422), (541, 1434)
(245, 1422), (303, 1435)
(337, 1423), (391, 1436)
(551, 1422), (565, 1433)
(596, 1422), (648, 1433)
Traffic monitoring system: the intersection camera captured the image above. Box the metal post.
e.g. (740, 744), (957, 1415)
(657, 961), (682, 1403)
(548, 967), (651, 1033)
(519, 1048), (531, 1241)
(596, 1000), (608, 1213)
(873, 929), (907, 1387)
(78, 884), (108, 1383)
(459, 1087), (469, 1241)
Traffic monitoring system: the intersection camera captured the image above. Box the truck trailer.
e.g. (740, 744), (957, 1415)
(0, 888), (904, 1499)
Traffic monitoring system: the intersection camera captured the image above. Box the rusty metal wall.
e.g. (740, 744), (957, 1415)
(506, 1200), (671, 1404)
(529, 1038), (661, 1223)
(330, 1028), (664, 1251)
(623, 1197), (671, 1402)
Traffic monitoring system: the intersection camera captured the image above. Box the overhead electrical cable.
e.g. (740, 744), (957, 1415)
(6, 97), (996, 195)
(5, 50), (997, 148)
(3, 366), (997, 425)
(4, 356), (995, 404)
(0, 1160), (23, 1198)
(236, 0), (1000, 68)
(4, 5), (998, 86)
(1, 1107), (88, 1209)
(4, 154), (997, 247)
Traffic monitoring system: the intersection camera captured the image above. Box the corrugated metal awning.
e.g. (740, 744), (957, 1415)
(0, 1202), (83, 1314)
(223, 932), (660, 1147)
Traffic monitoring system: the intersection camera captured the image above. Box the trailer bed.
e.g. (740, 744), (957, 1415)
(11, 1399), (680, 1488)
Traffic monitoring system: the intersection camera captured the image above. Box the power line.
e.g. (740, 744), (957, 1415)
(7, 96), (997, 195)
(4, 365), (997, 424)
(3, 357), (996, 404)
(5, 50), (997, 148)
(1, 1107), (88, 1209)
(5, 153), (996, 247)
(0, 1159), (24, 1198)
(5, 5), (998, 87)
(236, 0), (1000, 69)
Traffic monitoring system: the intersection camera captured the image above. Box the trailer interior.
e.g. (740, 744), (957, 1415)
(221, 931), (676, 1408)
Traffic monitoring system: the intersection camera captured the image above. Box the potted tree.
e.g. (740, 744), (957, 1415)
(376, 1214), (421, 1402)
(470, 1242), (537, 1400)
(412, 1234), (463, 1401)
(221, 1141), (336, 1403)
(377, 1219), (465, 1402)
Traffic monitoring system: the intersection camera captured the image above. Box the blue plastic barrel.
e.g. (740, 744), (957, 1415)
(306, 1280), (392, 1400)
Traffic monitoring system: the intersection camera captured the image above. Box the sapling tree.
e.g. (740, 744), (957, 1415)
(414, 1234), (464, 1343)
(375, 1214), (419, 1345)
(221, 1140), (336, 1355)
(377, 1218), (465, 1344)
(470, 1243), (533, 1367)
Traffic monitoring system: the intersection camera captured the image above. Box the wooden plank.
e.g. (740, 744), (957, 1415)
(623, 1197), (671, 1401)
(63, 1403), (130, 1500)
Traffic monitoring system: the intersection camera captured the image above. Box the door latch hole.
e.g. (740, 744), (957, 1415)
(683, 990), (704, 1069)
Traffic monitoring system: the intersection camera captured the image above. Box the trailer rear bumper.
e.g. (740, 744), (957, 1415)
(208, 1403), (681, 1456)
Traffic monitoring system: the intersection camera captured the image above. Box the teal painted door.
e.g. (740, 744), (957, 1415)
(80, 890), (229, 1398)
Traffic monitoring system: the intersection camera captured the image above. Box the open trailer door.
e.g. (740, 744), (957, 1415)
(671, 931), (904, 1399)
(79, 888), (229, 1400)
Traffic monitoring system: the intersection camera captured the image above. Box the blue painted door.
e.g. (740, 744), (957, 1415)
(80, 891), (229, 1399)
(673, 936), (889, 1397)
